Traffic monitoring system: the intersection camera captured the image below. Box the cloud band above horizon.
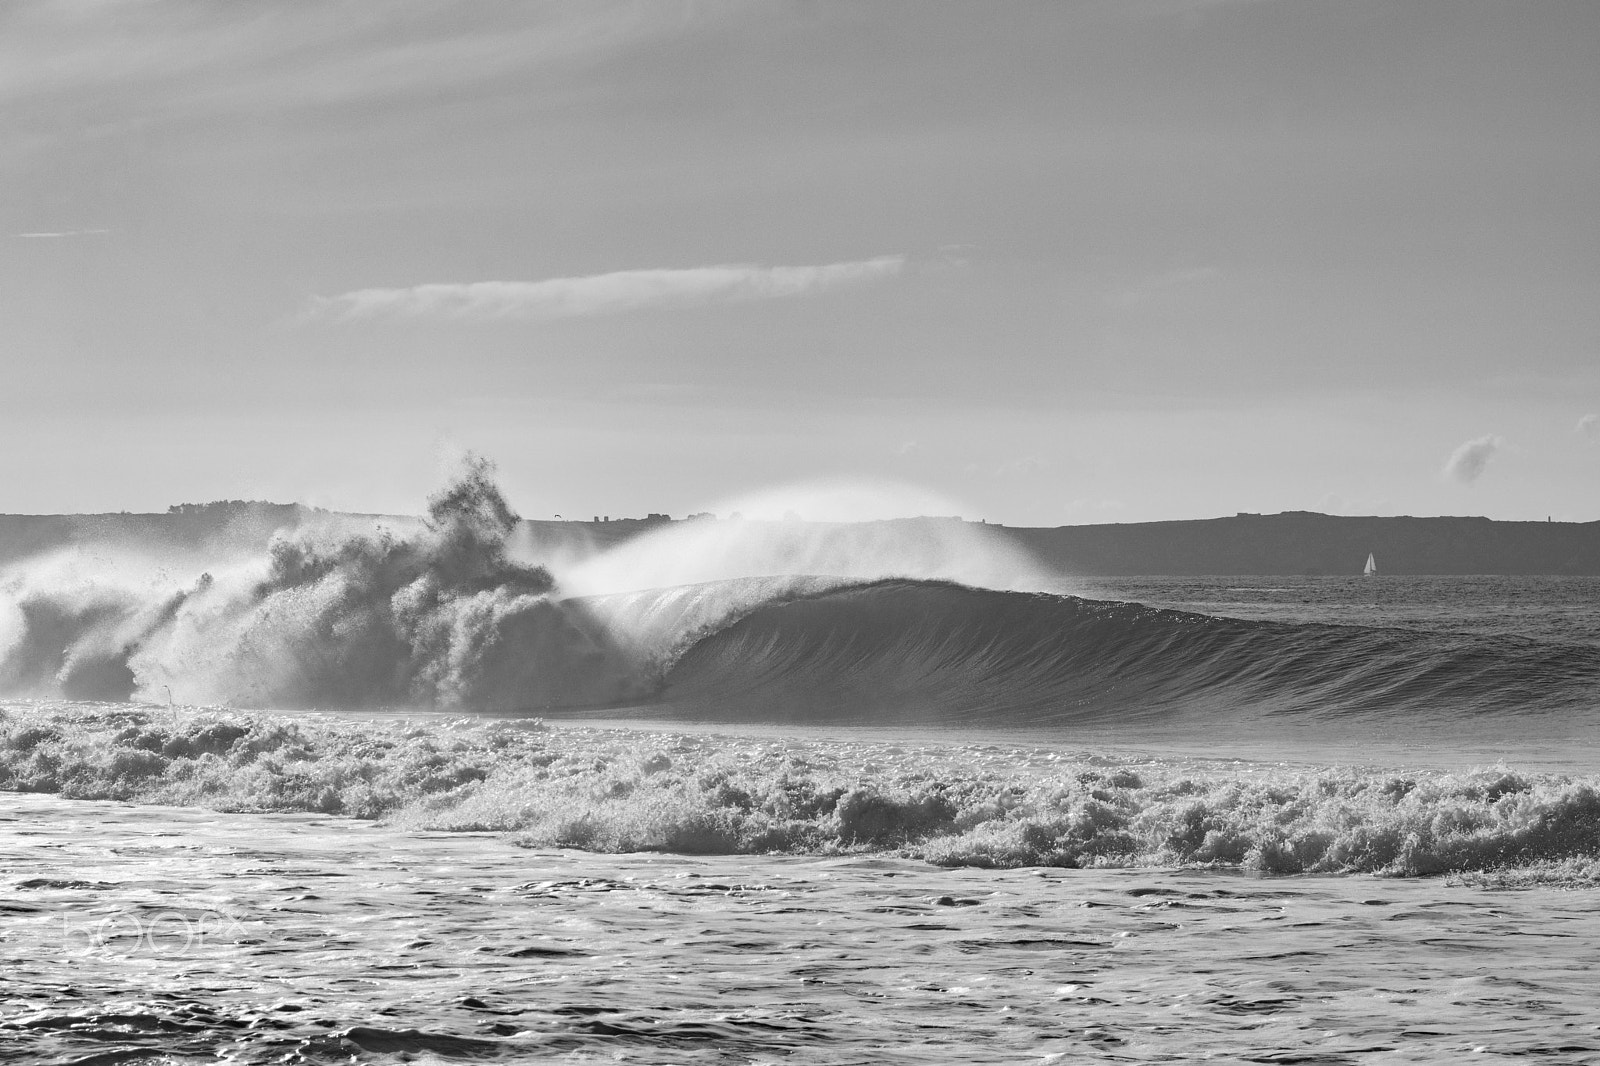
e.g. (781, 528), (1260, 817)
(309, 255), (907, 323)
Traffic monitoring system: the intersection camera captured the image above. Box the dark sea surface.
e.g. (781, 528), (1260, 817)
(1082, 575), (1600, 649)
(1059, 575), (1600, 769)
(7, 791), (1600, 1065)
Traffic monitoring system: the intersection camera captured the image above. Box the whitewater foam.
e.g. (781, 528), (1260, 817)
(5, 700), (1600, 881)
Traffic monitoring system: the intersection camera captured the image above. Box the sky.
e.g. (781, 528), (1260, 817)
(3, 0), (1598, 525)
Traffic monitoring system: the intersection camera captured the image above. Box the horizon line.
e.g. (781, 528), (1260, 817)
(0, 504), (1586, 527)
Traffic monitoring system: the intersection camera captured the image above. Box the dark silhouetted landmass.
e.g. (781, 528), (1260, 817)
(0, 504), (1596, 576)
(1002, 511), (1600, 576)
(0, 503), (316, 567)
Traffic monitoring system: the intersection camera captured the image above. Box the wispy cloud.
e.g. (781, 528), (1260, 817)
(308, 256), (907, 323)
(1578, 414), (1599, 441)
(14, 228), (111, 238)
(1443, 434), (1505, 484)
(0, 3), (671, 120)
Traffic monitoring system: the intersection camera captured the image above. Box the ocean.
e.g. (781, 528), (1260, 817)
(3, 482), (1599, 1063)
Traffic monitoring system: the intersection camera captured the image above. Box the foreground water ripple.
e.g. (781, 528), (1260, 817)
(4, 793), (1599, 1064)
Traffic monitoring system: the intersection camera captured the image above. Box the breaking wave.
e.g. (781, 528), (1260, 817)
(658, 580), (1600, 724)
(2, 462), (1599, 726)
(0, 462), (1050, 715)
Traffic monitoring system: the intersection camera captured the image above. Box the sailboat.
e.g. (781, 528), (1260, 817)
(1363, 552), (1377, 576)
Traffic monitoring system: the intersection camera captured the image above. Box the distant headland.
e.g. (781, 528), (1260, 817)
(999, 511), (1600, 577)
(0, 504), (1596, 577)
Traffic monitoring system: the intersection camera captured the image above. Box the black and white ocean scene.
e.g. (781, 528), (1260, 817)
(5, 3), (1600, 1064)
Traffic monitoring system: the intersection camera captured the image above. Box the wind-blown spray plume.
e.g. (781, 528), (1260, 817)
(559, 479), (1054, 598)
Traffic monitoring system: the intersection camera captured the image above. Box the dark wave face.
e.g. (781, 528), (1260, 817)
(653, 580), (1600, 726)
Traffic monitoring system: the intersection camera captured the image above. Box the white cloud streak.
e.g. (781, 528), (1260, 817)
(14, 228), (111, 238)
(0, 3), (669, 119)
(1578, 414), (1599, 441)
(310, 256), (907, 323)
(1443, 434), (1505, 484)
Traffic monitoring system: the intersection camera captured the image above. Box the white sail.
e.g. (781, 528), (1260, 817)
(1363, 552), (1377, 576)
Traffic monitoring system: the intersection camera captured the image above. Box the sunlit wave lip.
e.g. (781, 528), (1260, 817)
(703, 477), (976, 524)
(556, 477), (1057, 599)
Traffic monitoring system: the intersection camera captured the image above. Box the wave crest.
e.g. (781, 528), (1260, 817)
(4, 464), (1598, 723)
(659, 579), (1600, 723)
